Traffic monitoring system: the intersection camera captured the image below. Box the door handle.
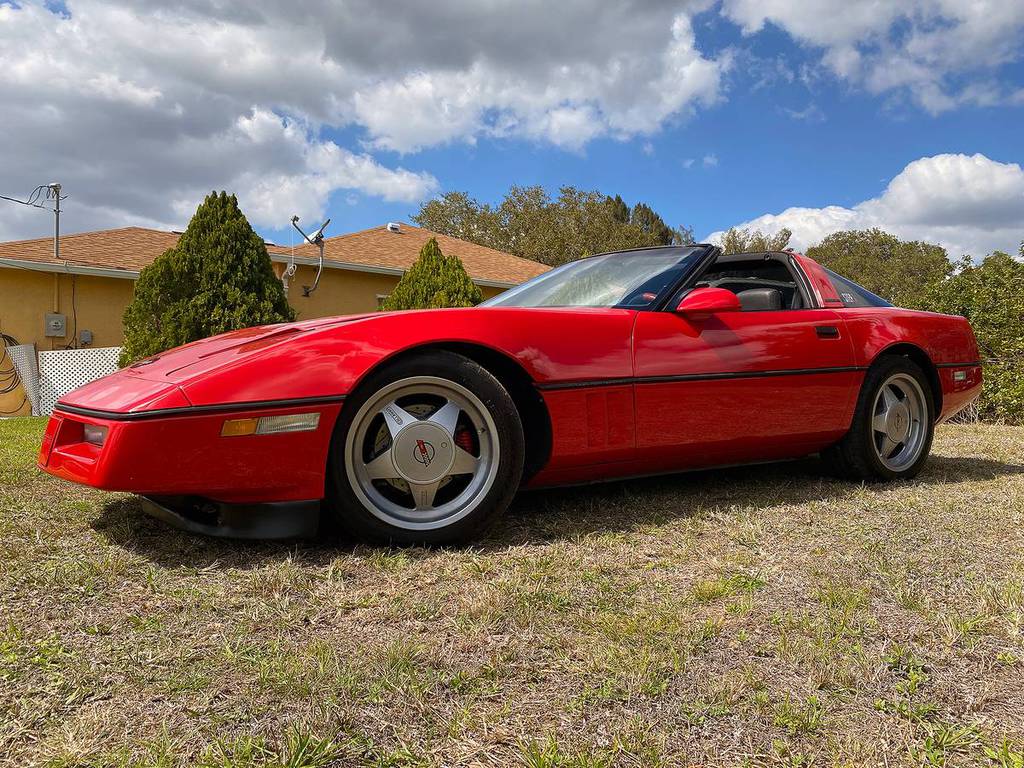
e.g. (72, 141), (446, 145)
(815, 325), (840, 339)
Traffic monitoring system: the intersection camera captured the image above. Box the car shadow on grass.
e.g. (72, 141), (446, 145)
(493, 453), (1024, 545)
(91, 453), (1024, 567)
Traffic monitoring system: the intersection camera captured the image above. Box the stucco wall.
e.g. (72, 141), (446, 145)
(0, 268), (135, 350)
(283, 263), (505, 319)
(0, 263), (509, 351)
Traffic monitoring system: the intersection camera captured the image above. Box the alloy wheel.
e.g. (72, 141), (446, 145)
(870, 372), (928, 472)
(344, 376), (500, 531)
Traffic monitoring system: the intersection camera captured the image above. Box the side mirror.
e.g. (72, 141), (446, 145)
(675, 287), (741, 315)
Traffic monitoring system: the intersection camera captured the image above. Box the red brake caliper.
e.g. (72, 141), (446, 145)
(454, 426), (475, 454)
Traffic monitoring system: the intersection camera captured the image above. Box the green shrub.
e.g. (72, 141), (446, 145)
(120, 192), (294, 364)
(922, 249), (1024, 423)
(805, 228), (951, 308)
(381, 237), (482, 311)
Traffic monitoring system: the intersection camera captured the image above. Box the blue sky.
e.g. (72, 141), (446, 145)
(292, 10), (1023, 257)
(2, 1), (1022, 258)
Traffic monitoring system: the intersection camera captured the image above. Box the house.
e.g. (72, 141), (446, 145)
(0, 223), (549, 351)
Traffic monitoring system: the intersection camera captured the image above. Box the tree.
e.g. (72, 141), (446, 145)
(413, 191), (498, 246)
(630, 202), (677, 245)
(381, 237), (482, 311)
(921, 247), (1024, 423)
(414, 185), (692, 266)
(719, 227), (792, 255)
(606, 194), (631, 224)
(806, 228), (950, 308)
(120, 191), (294, 364)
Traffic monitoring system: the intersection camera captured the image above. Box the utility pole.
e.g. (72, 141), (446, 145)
(0, 182), (65, 260)
(50, 183), (61, 263)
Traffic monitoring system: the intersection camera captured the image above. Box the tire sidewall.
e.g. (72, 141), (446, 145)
(858, 357), (935, 480)
(326, 350), (524, 545)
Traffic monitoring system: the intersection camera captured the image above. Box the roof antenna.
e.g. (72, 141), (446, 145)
(290, 215), (330, 297)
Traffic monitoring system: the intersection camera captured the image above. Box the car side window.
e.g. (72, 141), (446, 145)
(693, 256), (809, 311)
(822, 268), (894, 308)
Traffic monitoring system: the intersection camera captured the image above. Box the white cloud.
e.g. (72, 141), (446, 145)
(1, 1), (1019, 243)
(703, 154), (719, 168)
(721, 0), (1024, 113)
(351, 8), (722, 153)
(706, 153), (1024, 258)
(0, 0), (728, 239)
(782, 104), (826, 122)
(0, 2), (440, 239)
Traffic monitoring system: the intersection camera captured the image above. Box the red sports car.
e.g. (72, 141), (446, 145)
(39, 245), (982, 544)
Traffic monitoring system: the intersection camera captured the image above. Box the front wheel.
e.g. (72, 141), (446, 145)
(326, 351), (524, 545)
(822, 356), (935, 481)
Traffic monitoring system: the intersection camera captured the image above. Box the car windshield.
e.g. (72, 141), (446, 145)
(481, 247), (705, 308)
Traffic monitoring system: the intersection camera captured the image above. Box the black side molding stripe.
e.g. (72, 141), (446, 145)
(53, 394), (347, 422)
(537, 366), (868, 391)
(537, 360), (985, 392)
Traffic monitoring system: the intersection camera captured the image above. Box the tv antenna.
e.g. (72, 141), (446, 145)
(290, 215), (330, 296)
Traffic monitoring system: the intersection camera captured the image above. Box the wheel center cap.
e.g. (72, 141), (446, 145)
(886, 403), (911, 442)
(392, 423), (454, 483)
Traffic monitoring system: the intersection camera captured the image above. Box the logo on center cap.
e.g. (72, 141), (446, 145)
(413, 439), (435, 466)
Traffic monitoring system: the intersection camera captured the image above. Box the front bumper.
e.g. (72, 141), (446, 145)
(38, 400), (344, 503)
(141, 496), (321, 539)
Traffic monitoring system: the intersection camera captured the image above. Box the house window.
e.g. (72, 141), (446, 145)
(376, 294), (389, 310)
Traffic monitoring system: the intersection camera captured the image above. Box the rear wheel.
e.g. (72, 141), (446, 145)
(822, 356), (935, 481)
(326, 351), (524, 545)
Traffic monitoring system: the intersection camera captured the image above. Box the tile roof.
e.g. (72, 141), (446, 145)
(0, 227), (181, 275)
(291, 224), (549, 285)
(0, 223), (549, 285)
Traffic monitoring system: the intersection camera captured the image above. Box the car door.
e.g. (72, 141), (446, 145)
(631, 256), (860, 472)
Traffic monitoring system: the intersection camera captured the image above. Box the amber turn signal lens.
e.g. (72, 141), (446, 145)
(220, 413), (321, 437)
(220, 418), (259, 437)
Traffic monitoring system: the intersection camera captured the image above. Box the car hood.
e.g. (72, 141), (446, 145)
(58, 313), (377, 413)
(57, 305), (634, 414)
(121, 314), (376, 384)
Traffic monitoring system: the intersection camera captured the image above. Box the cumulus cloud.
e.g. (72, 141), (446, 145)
(0, 2), (443, 239)
(0, 0), (727, 238)
(707, 153), (1024, 258)
(1, 1), (1019, 242)
(721, 0), (1024, 113)
(350, 7), (722, 152)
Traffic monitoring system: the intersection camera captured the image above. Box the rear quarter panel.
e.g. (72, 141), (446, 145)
(839, 307), (982, 421)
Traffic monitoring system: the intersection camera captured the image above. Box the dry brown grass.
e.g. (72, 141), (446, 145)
(1, 418), (1023, 767)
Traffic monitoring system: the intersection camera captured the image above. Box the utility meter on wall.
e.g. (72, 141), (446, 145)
(44, 313), (66, 337)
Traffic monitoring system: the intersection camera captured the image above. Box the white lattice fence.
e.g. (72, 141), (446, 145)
(7, 344), (40, 416)
(38, 347), (122, 415)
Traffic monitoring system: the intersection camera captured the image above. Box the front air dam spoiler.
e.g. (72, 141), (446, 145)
(140, 496), (321, 539)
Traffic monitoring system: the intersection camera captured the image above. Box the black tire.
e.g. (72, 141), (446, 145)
(822, 355), (935, 481)
(326, 350), (524, 545)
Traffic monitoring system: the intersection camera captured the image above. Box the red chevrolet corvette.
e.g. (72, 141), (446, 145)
(39, 245), (981, 544)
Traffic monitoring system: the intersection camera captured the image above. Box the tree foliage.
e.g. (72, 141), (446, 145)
(414, 186), (692, 267)
(806, 228), (951, 308)
(719, 227), (792, 255)
(920, 247), (1024, 423)
(380, 237), (482, 311)
(120, 191), (294, 365)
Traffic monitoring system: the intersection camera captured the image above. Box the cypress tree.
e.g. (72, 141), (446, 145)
(381, 237), (482, 311)
(120, 191), (294, 364)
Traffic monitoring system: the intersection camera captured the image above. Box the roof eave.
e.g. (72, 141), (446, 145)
(0, 254), (521, 288)
(0, 257), (139, 280)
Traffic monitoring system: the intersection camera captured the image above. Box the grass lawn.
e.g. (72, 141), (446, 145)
(1, 417), (1023, 767)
